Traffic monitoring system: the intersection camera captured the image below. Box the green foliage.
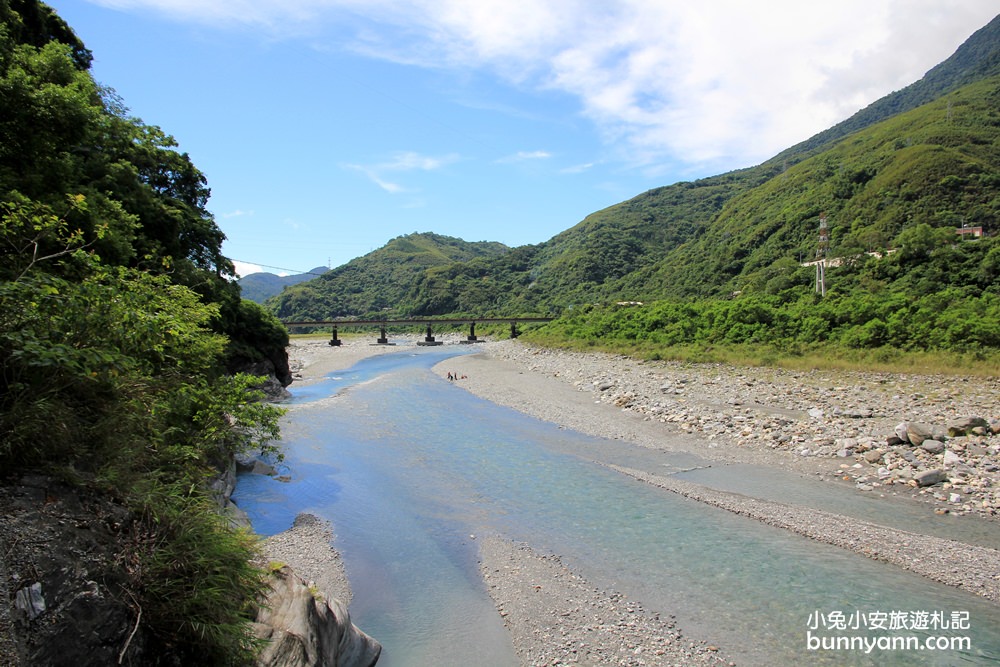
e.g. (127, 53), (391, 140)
(129, 482), (267, 666)
(0, 3), (288, 661)
(0, 200), (284, 660)
(270, 232), (511, 321)
(531, 260), (1000, 364)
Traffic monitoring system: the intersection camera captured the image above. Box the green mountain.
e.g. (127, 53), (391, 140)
(269, 232), (509, 320)
(238, 266), (327, 303)
(269, 13), (1000, 347)
(392, 14), (1000, 315)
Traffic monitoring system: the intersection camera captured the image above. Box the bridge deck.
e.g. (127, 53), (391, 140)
(282, 317), (554, 326)
(281, 317), (555, 345)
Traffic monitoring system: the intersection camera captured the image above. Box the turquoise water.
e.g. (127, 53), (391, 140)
(234, 347), (1000, 666)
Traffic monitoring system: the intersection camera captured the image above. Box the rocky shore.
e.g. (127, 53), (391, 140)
(281, 337), (1000, 666)
(441, 340), (1000, 519)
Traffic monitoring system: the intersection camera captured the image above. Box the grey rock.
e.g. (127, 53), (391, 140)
(252, 459), (279, 476)
(921, 440), (945, 454)
(14, 582), (45, 621)
(253, 566), (381, 667)
(915, 469), (947, 487)
(902, 422), (933, 446)
(863, 450), (884, 464)
(947, 416), (989, 437)
(894, 422), (909, 442)
(943, 450), (962, 467)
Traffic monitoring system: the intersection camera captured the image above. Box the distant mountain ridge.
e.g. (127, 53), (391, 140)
(238, 267), (328, 303)
(267, 13), (1000, 319)
(268, 232), (509, 321)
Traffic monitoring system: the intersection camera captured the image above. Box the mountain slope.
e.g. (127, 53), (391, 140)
(398, 14), (1000, 315)
(239, 266), (327, 303)
(269, 232), (509, 320)
(264, 13), (1000, 322)
(617, 74), (1000, 300)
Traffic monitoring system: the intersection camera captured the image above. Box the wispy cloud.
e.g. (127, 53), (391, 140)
(344, 164), (407, 193)
(90, 0), (1000, 170)
(560, 161), (596, 175)
(496, 150), (552, 164)
(222, 208), (254, 218)
(344, 150), (460, 193)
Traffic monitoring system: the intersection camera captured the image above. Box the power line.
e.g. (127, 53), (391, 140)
(231, 260), (329, 277)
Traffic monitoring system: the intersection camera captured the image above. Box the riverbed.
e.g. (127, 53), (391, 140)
(235, 338), (1000, 666)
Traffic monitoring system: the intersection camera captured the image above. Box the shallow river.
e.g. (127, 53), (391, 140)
(233, 345), (1000, 666)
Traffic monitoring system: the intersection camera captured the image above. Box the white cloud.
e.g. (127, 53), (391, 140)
(232, 260), (264, 277)
(496, 150), (552, 164)
(344, 151), (459, 193)
(222, 208), (254, 218)
(383, 151), (461, 171)
(560, 161), (596, 175)
(88, 0), (1000, 170)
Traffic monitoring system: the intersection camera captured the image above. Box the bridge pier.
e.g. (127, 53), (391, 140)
(375, 325), (394, 345)
(329, 325), (342, 346)
(461, 321), (481, 344)
(510, 321), (520, 338)
(417, 323), (443, 346)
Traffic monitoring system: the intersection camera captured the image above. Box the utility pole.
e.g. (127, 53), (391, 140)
(815, 213), (829, 296)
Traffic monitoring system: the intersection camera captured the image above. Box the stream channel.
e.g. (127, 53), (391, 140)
(233, 344), (1000, 666)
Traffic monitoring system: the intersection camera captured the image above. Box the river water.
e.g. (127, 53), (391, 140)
(233, 345), (1000, 666)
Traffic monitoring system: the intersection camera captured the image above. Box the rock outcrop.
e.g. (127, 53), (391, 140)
(1, 475), (379, 666)
(253, 566), (381, 667)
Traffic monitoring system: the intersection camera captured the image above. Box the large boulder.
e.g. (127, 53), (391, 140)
(947, 416), (990, 437)
(895, 422), (933, 446)
(253, 566), (381, 667)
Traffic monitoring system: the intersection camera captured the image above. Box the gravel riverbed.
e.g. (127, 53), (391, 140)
(273, 337), (1000, 666)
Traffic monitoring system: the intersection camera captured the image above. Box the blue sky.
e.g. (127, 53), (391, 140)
(50, 1), (998, 277)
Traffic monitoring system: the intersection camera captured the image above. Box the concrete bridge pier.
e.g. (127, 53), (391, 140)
(417, 323), (443, 346)
(510, 321), (520, 338)
(461, 321), (480, 344)
(376, 326), (394, 345)
(329, 325), (342, 346)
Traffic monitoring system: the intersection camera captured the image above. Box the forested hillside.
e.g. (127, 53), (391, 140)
(1, 1), (287, 662)
(402, 13), (1000, 315)
(270, 232), (509, 320)
(272, 13), (1000, 363)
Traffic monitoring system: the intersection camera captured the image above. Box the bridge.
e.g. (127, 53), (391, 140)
(281, 317), (556, 346)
